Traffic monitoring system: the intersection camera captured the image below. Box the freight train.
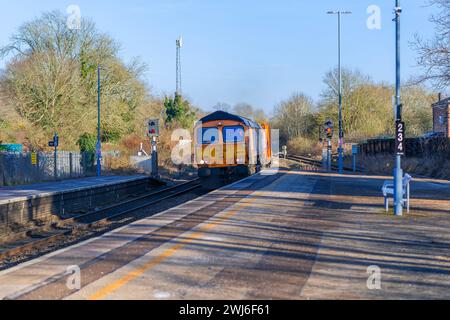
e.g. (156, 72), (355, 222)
(194, 111), (272, 189)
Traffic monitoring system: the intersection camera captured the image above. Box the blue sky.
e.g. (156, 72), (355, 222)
(0, 1), (438, 114)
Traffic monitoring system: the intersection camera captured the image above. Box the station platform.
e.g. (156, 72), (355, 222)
(0, 175), (151, 205)
(0, 169), (449, 300)
(0, 175), (158, 239)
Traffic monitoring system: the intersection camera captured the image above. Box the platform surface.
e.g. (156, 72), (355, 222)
(0, 175), (150, 205)
(0, 169), (449, 300)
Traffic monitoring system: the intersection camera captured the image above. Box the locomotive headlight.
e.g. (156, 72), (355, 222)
(199, 160), (205, 165)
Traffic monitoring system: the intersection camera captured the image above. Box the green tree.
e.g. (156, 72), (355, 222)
(77, 133), (96, 152)
(164, 93), (196, 128)
(0, 11), (148, 149)
(76, 132), (96, 170)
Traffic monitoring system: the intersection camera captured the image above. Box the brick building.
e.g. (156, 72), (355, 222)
(432, 96), (450, 137)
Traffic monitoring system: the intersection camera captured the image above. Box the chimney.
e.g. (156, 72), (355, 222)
(438, 92), (442, 101)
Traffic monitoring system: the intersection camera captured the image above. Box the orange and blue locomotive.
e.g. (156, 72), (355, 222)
(194, 111), (272, 188)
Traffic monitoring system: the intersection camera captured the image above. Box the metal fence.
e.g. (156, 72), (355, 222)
(359, 137), (450, 158)
(0, 151), (96, 186)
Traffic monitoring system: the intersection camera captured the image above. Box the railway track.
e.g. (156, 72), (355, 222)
(286, 154), (363, 173)
(287, 155), (323, 167)
(0, 179), (202, 262)
(64, 178), (201, 226)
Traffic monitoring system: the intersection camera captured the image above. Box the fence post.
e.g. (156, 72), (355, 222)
(69, 152), (73, 178)
(54, 149), (57, 180)
(0, 153), (4, 187)
(36, 152), (40, 182)
(82, 152), (87, 176)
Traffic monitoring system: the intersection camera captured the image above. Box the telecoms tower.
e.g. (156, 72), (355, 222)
(176, 37), (183, 95)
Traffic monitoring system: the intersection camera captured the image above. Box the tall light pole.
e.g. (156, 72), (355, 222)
(176, 37), (183, 96)
(327, 10), (352, 174)
(96, 66), (102, 177)
(394, 2), (403, 216)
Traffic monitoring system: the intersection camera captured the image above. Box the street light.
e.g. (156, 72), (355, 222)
(393, 1), (403, 216)
(96, 65), (102, 177)
(327, 10), (352, 174)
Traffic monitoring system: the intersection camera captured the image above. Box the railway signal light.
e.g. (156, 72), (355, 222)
(324, 120), (334, 139)
(148, 119), (160, 137)
(147, 119), (160, 178)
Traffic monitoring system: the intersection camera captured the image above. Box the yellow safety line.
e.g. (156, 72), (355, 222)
(89, 198), (256, 300)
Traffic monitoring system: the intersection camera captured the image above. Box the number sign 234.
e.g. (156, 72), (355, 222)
(396, 121), (405, 156)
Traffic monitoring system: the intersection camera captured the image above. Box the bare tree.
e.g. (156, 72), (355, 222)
(320, 67), (372, 105)
(413, 0), (449, 90)
(232, 103), (267, 123)
(0, 11), (148, 149)
(212, 102), (231, 112)
(273, 93), (316, 141)
(319, 68), (434, 140)
(233, 103), (254, 118)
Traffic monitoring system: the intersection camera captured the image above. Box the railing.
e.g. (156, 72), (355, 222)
(0, 151), (96, 186)
(359, 137), (450, 158)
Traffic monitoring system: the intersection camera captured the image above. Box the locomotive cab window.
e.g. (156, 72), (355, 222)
(198, 127), (219, 144)
(223, 126), (245, 143)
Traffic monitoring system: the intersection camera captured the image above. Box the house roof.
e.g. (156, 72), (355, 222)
(432, 97), (450, 108)
(196, 111), (261, 129)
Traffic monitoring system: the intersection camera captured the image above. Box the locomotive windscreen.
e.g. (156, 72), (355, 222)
(223, 126), (245, 143)
(198, 127), (219, 145)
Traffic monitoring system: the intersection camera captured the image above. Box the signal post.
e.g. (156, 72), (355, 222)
(324, 120), (334, 172)
(148, 119), (160, 178)
(48, 133), (59, 180)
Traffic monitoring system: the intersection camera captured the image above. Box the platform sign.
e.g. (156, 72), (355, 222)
(31, 152), (37, 165)
(352, 145), (359, 155)
(395, 121), (405, 156)
(48, 134), (59, 148)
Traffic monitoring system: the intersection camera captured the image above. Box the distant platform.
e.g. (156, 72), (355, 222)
(0, 175), (159, 239)
(0, 175), (151, 205)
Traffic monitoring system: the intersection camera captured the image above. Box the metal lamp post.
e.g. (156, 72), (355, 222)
(96, 66), (102, 177)
(394, 1), (403, 216)
(327, 10), (352, 174)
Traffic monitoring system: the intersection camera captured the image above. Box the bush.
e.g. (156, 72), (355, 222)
(77, 133), (97, 153)
(287, 136), (322, 157)
(101, 126), (122, 143)
(120, 133), (145, 156)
